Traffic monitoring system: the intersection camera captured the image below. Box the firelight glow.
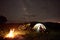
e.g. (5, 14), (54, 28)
(5, 29), (15, 38)
(4, 28), (26, 38)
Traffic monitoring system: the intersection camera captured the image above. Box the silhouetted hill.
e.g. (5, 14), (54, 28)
(29, 22), (60, 31)
(43, 22), (60, 31)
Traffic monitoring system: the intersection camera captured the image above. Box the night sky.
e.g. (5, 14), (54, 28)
(0, 0), (60, 23)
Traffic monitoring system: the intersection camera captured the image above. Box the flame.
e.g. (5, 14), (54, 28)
(5, 29), (15, 38)
(4, 29), (26, 38)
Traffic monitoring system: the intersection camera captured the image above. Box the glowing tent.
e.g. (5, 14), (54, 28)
(33, 23), (46, 32)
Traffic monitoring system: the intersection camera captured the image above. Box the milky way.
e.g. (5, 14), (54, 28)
(0, 0), (60, 23)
